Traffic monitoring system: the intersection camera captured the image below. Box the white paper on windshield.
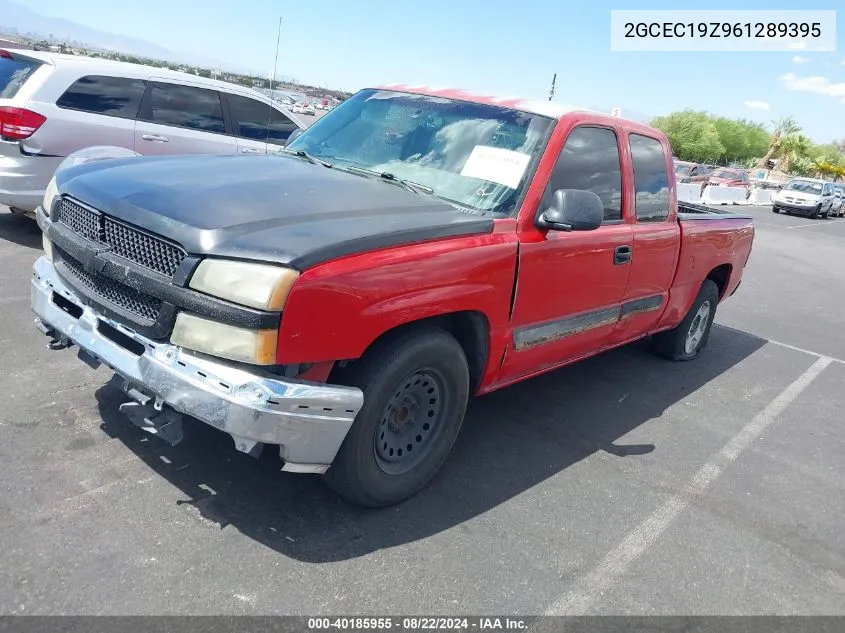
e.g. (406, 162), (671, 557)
(460, 145), (531, 189)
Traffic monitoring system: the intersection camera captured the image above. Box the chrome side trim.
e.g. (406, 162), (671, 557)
(513, 306), (620, 351)
(512, 294), (665, 350)
(619, 294), (664, 320)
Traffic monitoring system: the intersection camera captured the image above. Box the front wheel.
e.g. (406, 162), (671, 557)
(649, 280), (719, 361)
(324, 326), (470, 507)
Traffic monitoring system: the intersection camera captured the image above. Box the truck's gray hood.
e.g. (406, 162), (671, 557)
(56, 154), (493, 270)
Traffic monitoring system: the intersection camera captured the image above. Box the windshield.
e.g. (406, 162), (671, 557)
(785, 180), (822, 194)
(286, 88), (554, 215)
(712, 169), (740, 179)
(674, 164), (691, 175)
(0, 55), (42, 99)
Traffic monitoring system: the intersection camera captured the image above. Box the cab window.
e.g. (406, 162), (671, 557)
(629, 133), (670, 222)
(546, 126), (623, 222)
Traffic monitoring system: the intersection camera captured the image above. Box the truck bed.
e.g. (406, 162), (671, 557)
(672, 200), (755, 303)
(677, 200), (753, 221)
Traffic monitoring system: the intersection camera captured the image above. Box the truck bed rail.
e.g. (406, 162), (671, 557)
(678, 201), (753, 221)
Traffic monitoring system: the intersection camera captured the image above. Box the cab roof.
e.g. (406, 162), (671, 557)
(377, 83), (629, 118)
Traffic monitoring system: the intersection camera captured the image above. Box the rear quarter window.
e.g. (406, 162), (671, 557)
(629, 133), (670, 222)
(226, 93), (298, 144)
(0, 56), (43, 98)
(56, 75), (147, 119)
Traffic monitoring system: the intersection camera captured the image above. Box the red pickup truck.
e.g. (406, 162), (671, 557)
(31, 85), (755, 507)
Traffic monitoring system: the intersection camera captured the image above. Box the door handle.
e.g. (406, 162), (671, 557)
(241, 148), (265, 154)
(141, 134), (169, 142)
(614, 245), (632, 265)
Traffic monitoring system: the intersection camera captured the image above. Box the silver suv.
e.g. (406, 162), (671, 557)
(1, 47), (305, 216)
(771, 177), (836, 219)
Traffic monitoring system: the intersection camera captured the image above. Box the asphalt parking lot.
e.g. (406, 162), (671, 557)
(0, 202), (843, 616)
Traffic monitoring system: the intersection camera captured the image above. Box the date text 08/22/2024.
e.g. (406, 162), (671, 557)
(306, 617), (529, 630)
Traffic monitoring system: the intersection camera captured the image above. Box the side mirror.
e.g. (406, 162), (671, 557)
(284, 128), (303, 146)
(537, 189), (604, 232)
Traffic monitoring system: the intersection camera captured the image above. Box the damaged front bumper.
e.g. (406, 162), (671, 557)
(30, 256), (364, 474)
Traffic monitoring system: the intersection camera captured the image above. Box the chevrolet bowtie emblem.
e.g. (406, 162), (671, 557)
(81, 244), (113, 275)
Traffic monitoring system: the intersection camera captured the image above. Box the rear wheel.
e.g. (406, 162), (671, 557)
(324, 326), (470, 507)
(772, 205), (780, 213)
(649, 280), (719, 362)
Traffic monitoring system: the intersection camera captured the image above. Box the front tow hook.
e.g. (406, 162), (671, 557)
(35, 317), (73, 350)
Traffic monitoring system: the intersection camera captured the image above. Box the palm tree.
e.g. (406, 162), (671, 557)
(756, 116), (801, 168)
(778, 134), (812, 174)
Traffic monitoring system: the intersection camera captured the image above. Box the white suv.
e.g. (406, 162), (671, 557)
(1, 47), (305, 216)
(772, 178), (836, 219)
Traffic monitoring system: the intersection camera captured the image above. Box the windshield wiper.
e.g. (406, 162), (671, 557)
(281, 148), (332, 168)
(340, 165), (433, 194)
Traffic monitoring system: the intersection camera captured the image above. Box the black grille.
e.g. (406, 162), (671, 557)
(103, 218), (185, 277)
(57, 198), (186, 277)
(57, 198), (102, 242)
(60, 253), (162, 322)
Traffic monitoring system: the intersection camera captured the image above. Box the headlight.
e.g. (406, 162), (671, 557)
(42, 233), (54, 261)
(42, 176), (58, 214)
(189, 259), (299, 311)
(171, 312), (278, 365)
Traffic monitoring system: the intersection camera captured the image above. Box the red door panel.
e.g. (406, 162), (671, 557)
(498, 223), (632, 383)
(611, 222), (679, 344)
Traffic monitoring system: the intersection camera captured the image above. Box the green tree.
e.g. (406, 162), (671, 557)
(790, 156), (814, 177)
(712, 117), (748, 163)
(740, 120), (770, 160)
(651, 110), (724, 163)
(778, 134), (812, 174)
(811, 144), (845, 167)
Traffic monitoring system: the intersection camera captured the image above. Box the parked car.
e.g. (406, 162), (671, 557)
(674, 161), (711, 186)
(830, 185), (844, 217)
(0, 48), (305, 216)
(706, 167), (750, 191)
(292, 102), (315, 116)
(772, 178), (836, 218)
(31, 85), (755, 507)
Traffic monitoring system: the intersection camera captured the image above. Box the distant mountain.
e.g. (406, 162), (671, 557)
(0, 0), (246, 72)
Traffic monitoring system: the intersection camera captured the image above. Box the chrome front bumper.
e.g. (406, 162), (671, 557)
(30, 256), (364, 474)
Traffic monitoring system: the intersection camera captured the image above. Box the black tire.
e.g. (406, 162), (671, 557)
(811, 205), (821, 219)
(772, 205), (780, 213)
(324, 326), (470, 507)
(649, 280), (719, 362)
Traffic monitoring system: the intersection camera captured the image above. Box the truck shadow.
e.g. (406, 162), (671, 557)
(0, 210), (41, 250)
(95, 323), (766, 562)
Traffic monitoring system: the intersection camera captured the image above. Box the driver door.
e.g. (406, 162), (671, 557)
(497, 124), (632, 384)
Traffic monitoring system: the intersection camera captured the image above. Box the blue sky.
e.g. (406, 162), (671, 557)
(26, 0), (845, 143)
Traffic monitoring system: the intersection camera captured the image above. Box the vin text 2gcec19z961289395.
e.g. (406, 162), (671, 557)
(29, 85), (755, 507)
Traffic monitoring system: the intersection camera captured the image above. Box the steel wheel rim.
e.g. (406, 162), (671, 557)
(685, 300), (711, 354)
(374, 368), (447, 475)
